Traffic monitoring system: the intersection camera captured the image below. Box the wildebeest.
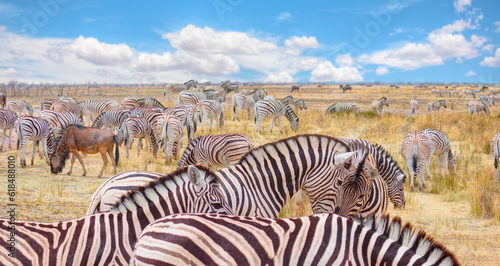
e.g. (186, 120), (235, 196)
(0, 92), (6, 108)
(290, 85), (300, 93)
(50, 125), (119, 178)
(340, 84), (352, 93)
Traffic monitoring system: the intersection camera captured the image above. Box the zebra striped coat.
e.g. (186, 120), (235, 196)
(160, 114), (185, 163)
(422, 128), (456, 178)
(165, 104), (196, 141)
(0, 166), (233, 265)
(117, 117), (158, 159)
(92, 109), (130, 131)
(371, 96), (389, 114)
(467, 100), (490, 115)
(39, 110), (83, 144)
(40, 98), (58, 110)
(427, 100), (446, 112)
(50, 101), (82, 119)
(78, 100), (120, 125)
(291, 99), (307, 112)
(119, 99), (141, 110)
(198, 99), (224, 131)
(177, 133), (254, 170)
(131, 213), (459, 266)
(231, 92), (259, 121)
(401, 131), (433, 190)
(491, 133), (500, 181)
(325, 102), (360, 114)
(164, 79), (197, 101)
(410, 99), (419, 116)
(6, 100), (33, 116)
(0, 109), (18, 150)
(15, 115), (52, 168)
(254, 100), (299, 133)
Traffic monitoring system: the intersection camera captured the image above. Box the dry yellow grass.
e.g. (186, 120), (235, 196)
(0, 84), (499, 264)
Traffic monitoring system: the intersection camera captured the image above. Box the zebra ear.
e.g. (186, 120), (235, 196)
(334, 151), (356, 165)
(187, 165), (207, 192)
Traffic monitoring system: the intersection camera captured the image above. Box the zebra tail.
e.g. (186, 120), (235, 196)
(186, 113), (192, 140)
(123, 122), (129, 146)
(160, 120), (168, 148)
(16, 120), (21, 150)
(411, 145), (418, 173)
(113, 135), (119, 166)
(254, 104), (258, 123)
(495, 141), (500, 169)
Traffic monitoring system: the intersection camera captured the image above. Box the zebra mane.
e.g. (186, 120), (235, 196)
(353, 147), (370, 182)
(372, 143), (405, 178)
(149, 98), (165, 109)
(353, 214), (460, 265)
(110, 165), (220, 213)
(283, 103), (298, 122)
(177, 136), (202, 168)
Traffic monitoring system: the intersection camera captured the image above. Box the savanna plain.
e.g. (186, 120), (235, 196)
(0, 84), (499, 265)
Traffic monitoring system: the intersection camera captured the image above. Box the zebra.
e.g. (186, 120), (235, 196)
(178, 90), (221, 105)
(6, 100), (33, 116)
(39, 110), (83, 144)
(340, 84), (352, 93)
(160, 114), (185, 163)
(78, 100), (120, 125)
(290, 85), (300, 93)
(117, 117), (158, 159)
(467, 100), (490, 115)
(218, 80), (239, 101)
(58, 96), (78, 103)
(177, 133), (254, 170)
(341, 138), (406, 209)
(0, 92), (6, 108)
(122, 97), (165, 109)
(488, 89), (500, 96)
(291, 99), (307, 112)
(131, 213), (459, 266)
(480, 95), (493, 106)
(325, 102), (360, 114)
(254, 100), (298, 133)
(231, 91), (260, 121)
(427, 100), (447, 112)
(164, 79), (198, 101)
(442, 90), (452, 97)
(462, 89), (476, 98)
(474, 88), (485, 95)
(15, 115), (52, 168)
(410, 97), (419, 116)
(40, 98), (57, 110)
(371, 96), (389, 114)
(50, 101), (82, 119)
(452, 90), (460, 97)
(422, 128), (456, 179)
(165, 104), (196, 141)
(491, 133), (500, 181)
(0, 165), (234, 265)
(401, 131), (433, 190)
(92, 109), (130, 131)
(280, 95), (294, 105)
(431, 89), (442, 96)
(119, 99), (141, 109)
(0, 109), (17, 150)
(197, 99), (224, 131)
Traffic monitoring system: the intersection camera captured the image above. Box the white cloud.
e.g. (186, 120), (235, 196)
(465, 70), (476, 76)
(375, 66), (390, 76)
(480, 48), (500, 67)
(359, 43), (443, 70)
(276, 12), (292, 21)
(263, 71), (294, 82)
(0, 68), (17, 77)
(454, 0), (471, 13)
(162, 24), (277, 55)
(284, 36), (319, 55)
(495, 21), (500, 33)
(71, 36), (133, 65)
(310, 61), (363, 83)
(335, 54), (354, 67)
(483, 44), (495, 53)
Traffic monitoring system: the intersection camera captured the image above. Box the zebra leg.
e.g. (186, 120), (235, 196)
(125, 138), (131, 159)
(31, 140), (37, 165)
(19, 144), (26, 168)
(209, 117), (213, 131)
(41, 138), (49, 165)
(137, 138), (142, 156)
(165, 140), (174, 164)
(419, 162), (427, 189)
(437, 155), (444, 176)
(200, 115), (207, 130)
(278, 116), (283, 133)
(425, 160), (433, 181)
(270, 118), (277, 132)
(8, 128), (12, 149)
(442, 152), (449, 175)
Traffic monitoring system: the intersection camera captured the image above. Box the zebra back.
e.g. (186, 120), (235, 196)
(131, 213), (459, 266)
(177, 136), (202, 168)
(0, 109), (18, 130)
(92, 109), (130, 129)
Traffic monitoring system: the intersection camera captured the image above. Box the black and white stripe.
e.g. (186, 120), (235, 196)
(401, 131), (433, 190)
(50, 101), (82, 119)
(422, 128), (456, 178)
(467, 100), (490, 115)
(6, 100), (33, 116)
(371, 96), (389, 114)
(427, 100), (447, 112)
(40, 98), (57, 110)
(164, 79), (198, 101)
(91, 109), (130, 131)
(0, 165), (233, 265)
(78, 100), (120, 125)
(15, 115), (51, 168)
(254, 100), (299, 133)
(177, 133), (254, 170)
(491, 133), (500, 181)
(117, 117), (158, 159)
(0, 109), (17, 150)
(326, 102), (360, 114)
(292, 99), (307, 112)
(198, 99), (224, 131)
(160, 114), (185, 163)
(231, 92), (259, 121)
(39, 110), (83, 145)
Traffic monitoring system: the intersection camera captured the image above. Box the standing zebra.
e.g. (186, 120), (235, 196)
(0, 165), (234, 265)
(254, 100), (299, 133)
(119, 99), (141, 110)
(401, 131), (433, 190)
(15, 115), (51, 168)
(40, 98), (58, 110)
(422, 128), (456, 179)
(427, 100), (447, 112)
(480, 95), (493, 106)
(280, 95), (294, 105)
(160, 114), (185, 163)
(51, 101), (82, 119)
(198, 99), (224, 131)
(442, 90), (452, 97)
(462, 89), (476, 98)
(92, 109), (130, 131)
(131, 213), (459, 266)
(291, 99), (307, 112)
(325, 102), (360, 114)
(491, 133), (500, 181)
(165, 104), (196, 141)
(164, 79), (198, 101)
(0, 109), (17, 150)
(409, 97), (419, 117)
(0, 92), (6, 108)
(177, 90), (220, 105)
(231, 91), (259, 121)
(78, 100), (120, 126)
(117, 117), (158, 158)
(467, 100), (490, 115)
(452, 90), (460, 97)
(58, 96), (78, 103)
(39, 110), (83, 144)
(371, 96), (389, 114)
(177, 133), (254, 170)
(6, 100), (33, 116)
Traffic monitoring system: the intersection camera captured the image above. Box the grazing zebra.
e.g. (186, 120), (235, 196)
(164, 79), (198, 101)
(177, 133), (254, 170)
(78, 100), (120, 125)
(467, 100), (490, 115)
(6, 100), (33, 116)
(422, 128), (456, 179)
(92, 109), (130, 131)
(371, 96), (389, 114)
(290, 85), (300, 92)
(474, 88), (485, 95)
(401, 131), (433, 190)
(160, 114), (185, 163)
(280, 95), (294, 105)
(0, 165), (234, 265)
(165, 104), (196, 141)
(480, 95), (493, 106)
(291, 99), (307, 112)
(340, 84), (352, 93)
(117, 117), (158, 159)
(231, 92), (260, 121)
(50, 101), (82, 119)
(131, 213), (459, 266)
(341, 138), (406, 209)
(490, 95), (500, 105)
(410, 98), (419, 116)
(254, 100), (299, 133)
(488, 89), (500, 96)
(40, 98), (57, 110)
(0, 92), (6, 108)
(462, 89), (476, 98)
(39, 110), (83, 144)
(427, 100), (447, 112)
(15, 115), (51, 168)
(58, 96), (78, 103)
(442, 89), (452, 97)
(325, 102), (360, 114)
(119, 99), (141, 109)
(217, 80), (239, 101)
(122, 97), (165, 109)
(452, 90), (460, 97)
(0, 109), (17, 150)
(491, 133), (500, 181)
(198, 99), (224, 131)
(431, 88), (442, 96)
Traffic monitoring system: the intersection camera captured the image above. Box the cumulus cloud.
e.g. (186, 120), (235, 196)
(162, 25), (277, 55)
(284, 36), (319, 55)
(263, 71), (294, 82)
(375, 66), (390, 76)
(465, 70), (476, 76)
(454, 0), (471, 13)
(310, 61), (363, 83)
(335, 54), (354, 67)
(483, 44), (495, 53)
(495, 21), (500, 33)
(276, 12), (292, 21)
(0, 67), (17, 77)
(480, 48), (500, 67)
(71, 36), (133, 65)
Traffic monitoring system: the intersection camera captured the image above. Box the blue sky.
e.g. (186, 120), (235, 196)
(0, 0), (499, 84)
